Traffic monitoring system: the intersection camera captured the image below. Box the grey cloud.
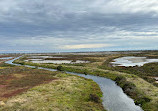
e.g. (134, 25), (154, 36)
(0, 0), (158, 52)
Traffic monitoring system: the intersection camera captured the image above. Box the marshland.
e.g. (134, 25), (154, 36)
(0, 51), (158, 111)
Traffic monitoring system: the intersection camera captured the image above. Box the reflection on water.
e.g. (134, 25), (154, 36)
(28, 56), (64, 59)
(0, 57), (13, 60)
(111, 56), (158, 67)
(67, 72), (143, 111)
(26, 59), (89, 64)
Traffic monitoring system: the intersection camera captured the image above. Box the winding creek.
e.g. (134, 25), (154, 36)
(5, 57), (143, 111)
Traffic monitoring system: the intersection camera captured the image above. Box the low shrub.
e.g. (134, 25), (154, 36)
(57, 65), (64, 71)
(135, 96), (151, 105)
(89, 94), (100, 103)
(115, 76), (151, 106)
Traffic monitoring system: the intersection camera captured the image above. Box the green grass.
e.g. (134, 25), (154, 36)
(0, 67), (6, 69)
(1, 74), (105, 111)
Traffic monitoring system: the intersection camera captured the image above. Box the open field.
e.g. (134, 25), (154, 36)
(13, 51), (158, 111)
(0, 62), (104, 111)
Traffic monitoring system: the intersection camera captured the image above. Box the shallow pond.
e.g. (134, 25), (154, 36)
(28, 56), (64, 59)
(0, 57), (13, 60)
(6, 57), (143, 111)
(111, 56), (158, 67)
(27, 59), (89, 64)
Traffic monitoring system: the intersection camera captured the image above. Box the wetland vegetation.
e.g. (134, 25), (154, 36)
(13, 51), (158, 111)
(1, 51), (158, 111)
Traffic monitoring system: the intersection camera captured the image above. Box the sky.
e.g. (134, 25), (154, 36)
(0, 0), (158, 53)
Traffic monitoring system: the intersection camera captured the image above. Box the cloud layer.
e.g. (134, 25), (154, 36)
(0, 0), (158, 53)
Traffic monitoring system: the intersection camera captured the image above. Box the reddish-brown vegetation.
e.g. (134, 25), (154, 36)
(2, 88), (29, 98)
(0, 66), (57, 101)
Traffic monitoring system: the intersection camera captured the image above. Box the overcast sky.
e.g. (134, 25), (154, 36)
(0, 0), (158, 53)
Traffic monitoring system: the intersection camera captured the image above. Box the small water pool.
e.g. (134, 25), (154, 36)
(111, 56), (158, 67)
(28, 56), (64, 59)
(25, 58), (90, 64)
(0, 57), (13, 60)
